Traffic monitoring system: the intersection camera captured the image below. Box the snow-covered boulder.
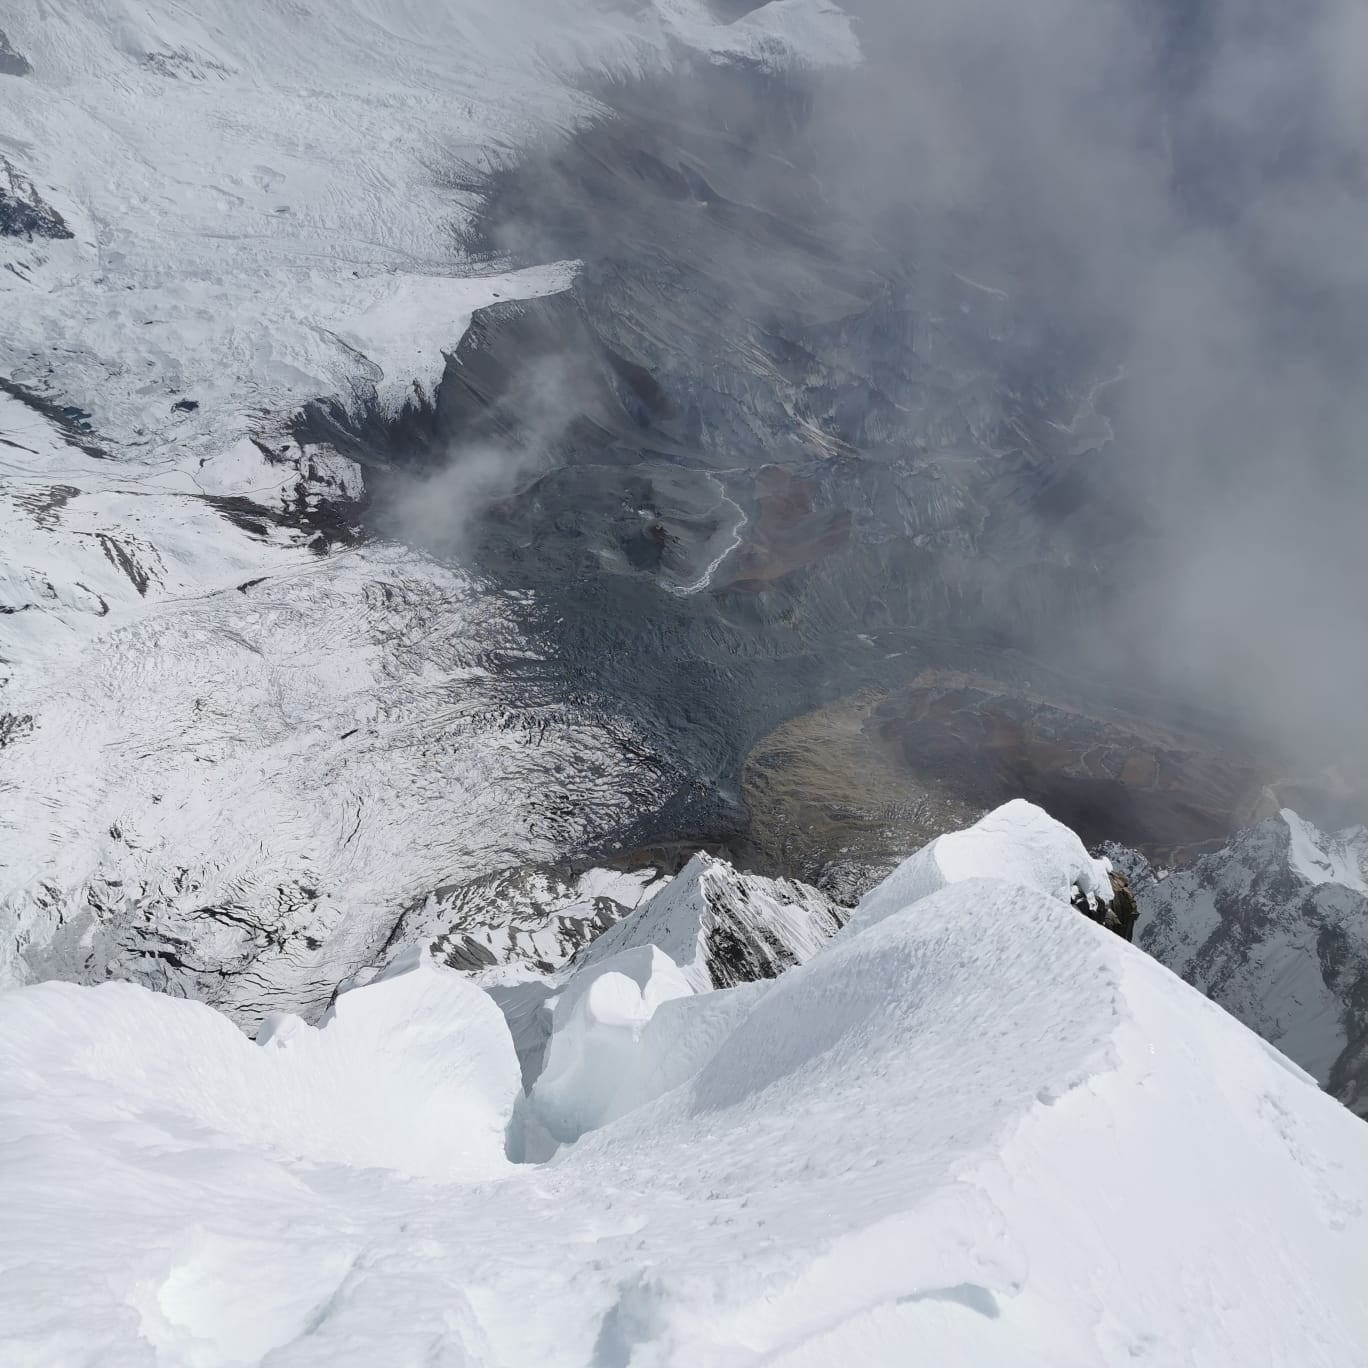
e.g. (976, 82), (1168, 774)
(572, 851), (847, 991)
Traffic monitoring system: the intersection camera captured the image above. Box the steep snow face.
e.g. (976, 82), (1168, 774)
(3, 803), (1368, 1365)
(1118, 810), (1368, 1117)
(1282, 808), (1368, 894)
(518, 851), (848, 1149)
(528, 942), (697, 1145)
(485, 854), (844, 1103)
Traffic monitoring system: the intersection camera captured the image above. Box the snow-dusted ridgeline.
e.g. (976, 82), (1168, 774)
(571, 850), (848, 991)
(2, 802), (1365, 1365)
(473, 853), (846, 1110)
(1118, 808), (1368, 1118)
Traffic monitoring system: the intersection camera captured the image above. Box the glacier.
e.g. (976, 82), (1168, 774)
(0, 0), (859, 1023)
(4, 6), (1368, 1363)
(2, 802), (1366, 1366)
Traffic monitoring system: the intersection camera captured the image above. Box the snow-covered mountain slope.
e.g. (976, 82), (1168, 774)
(521, 854), (843, 1149)
(1115, 809), (1368, 1118)
(851, 796), (1116, 931)
(0, 2), (862, 1022)
(3, 801), (1367, 1366)
(0, 0), (856, 452)
(400, 863), (669, 977)
(1282, 808), (1368, 894)
(481, 853), (845, 1100)
(0, 392), (675, 1026)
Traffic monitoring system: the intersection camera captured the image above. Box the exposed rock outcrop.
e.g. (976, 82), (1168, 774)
(1073, 870), (1139, 942)
(1, 161), (71, 240)
(397, 864), (668, 976)
(0, 30), (31, 77)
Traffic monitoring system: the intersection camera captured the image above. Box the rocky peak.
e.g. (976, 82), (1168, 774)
(571, 851), (848, 992)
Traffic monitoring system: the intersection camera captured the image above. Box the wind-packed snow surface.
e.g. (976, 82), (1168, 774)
(3, 801), (1366, 1366)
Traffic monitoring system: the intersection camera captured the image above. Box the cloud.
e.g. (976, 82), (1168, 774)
(398, 0), (1368, 792)
(378, 350), (589, 555)
(820, 0), (1368, 775)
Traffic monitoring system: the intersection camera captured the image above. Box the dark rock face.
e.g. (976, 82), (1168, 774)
(1072, 870), (1139, 942)
(1, 160), (72, 240)
(0, 30), (31, 77)
(0, 714), (35, 749)
(0, 191), (71, 240)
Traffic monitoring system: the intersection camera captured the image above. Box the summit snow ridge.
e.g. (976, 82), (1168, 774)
(3, 802), (1366, 1366)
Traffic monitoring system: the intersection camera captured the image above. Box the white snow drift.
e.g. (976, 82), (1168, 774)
(2, 801), (1366, 1367)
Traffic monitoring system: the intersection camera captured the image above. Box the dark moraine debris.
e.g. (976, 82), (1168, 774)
(0, 713), (35, 749)
(12, 483), (81, 530)
(95, 534), (151, 596)
(202, 481), (363, 554)
(0, 378), (112, 461)
(291, 53), (1313, 877)
(0, 30), (31, 77)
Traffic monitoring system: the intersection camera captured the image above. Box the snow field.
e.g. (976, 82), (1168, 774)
(1, 802), (1364, 1365)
